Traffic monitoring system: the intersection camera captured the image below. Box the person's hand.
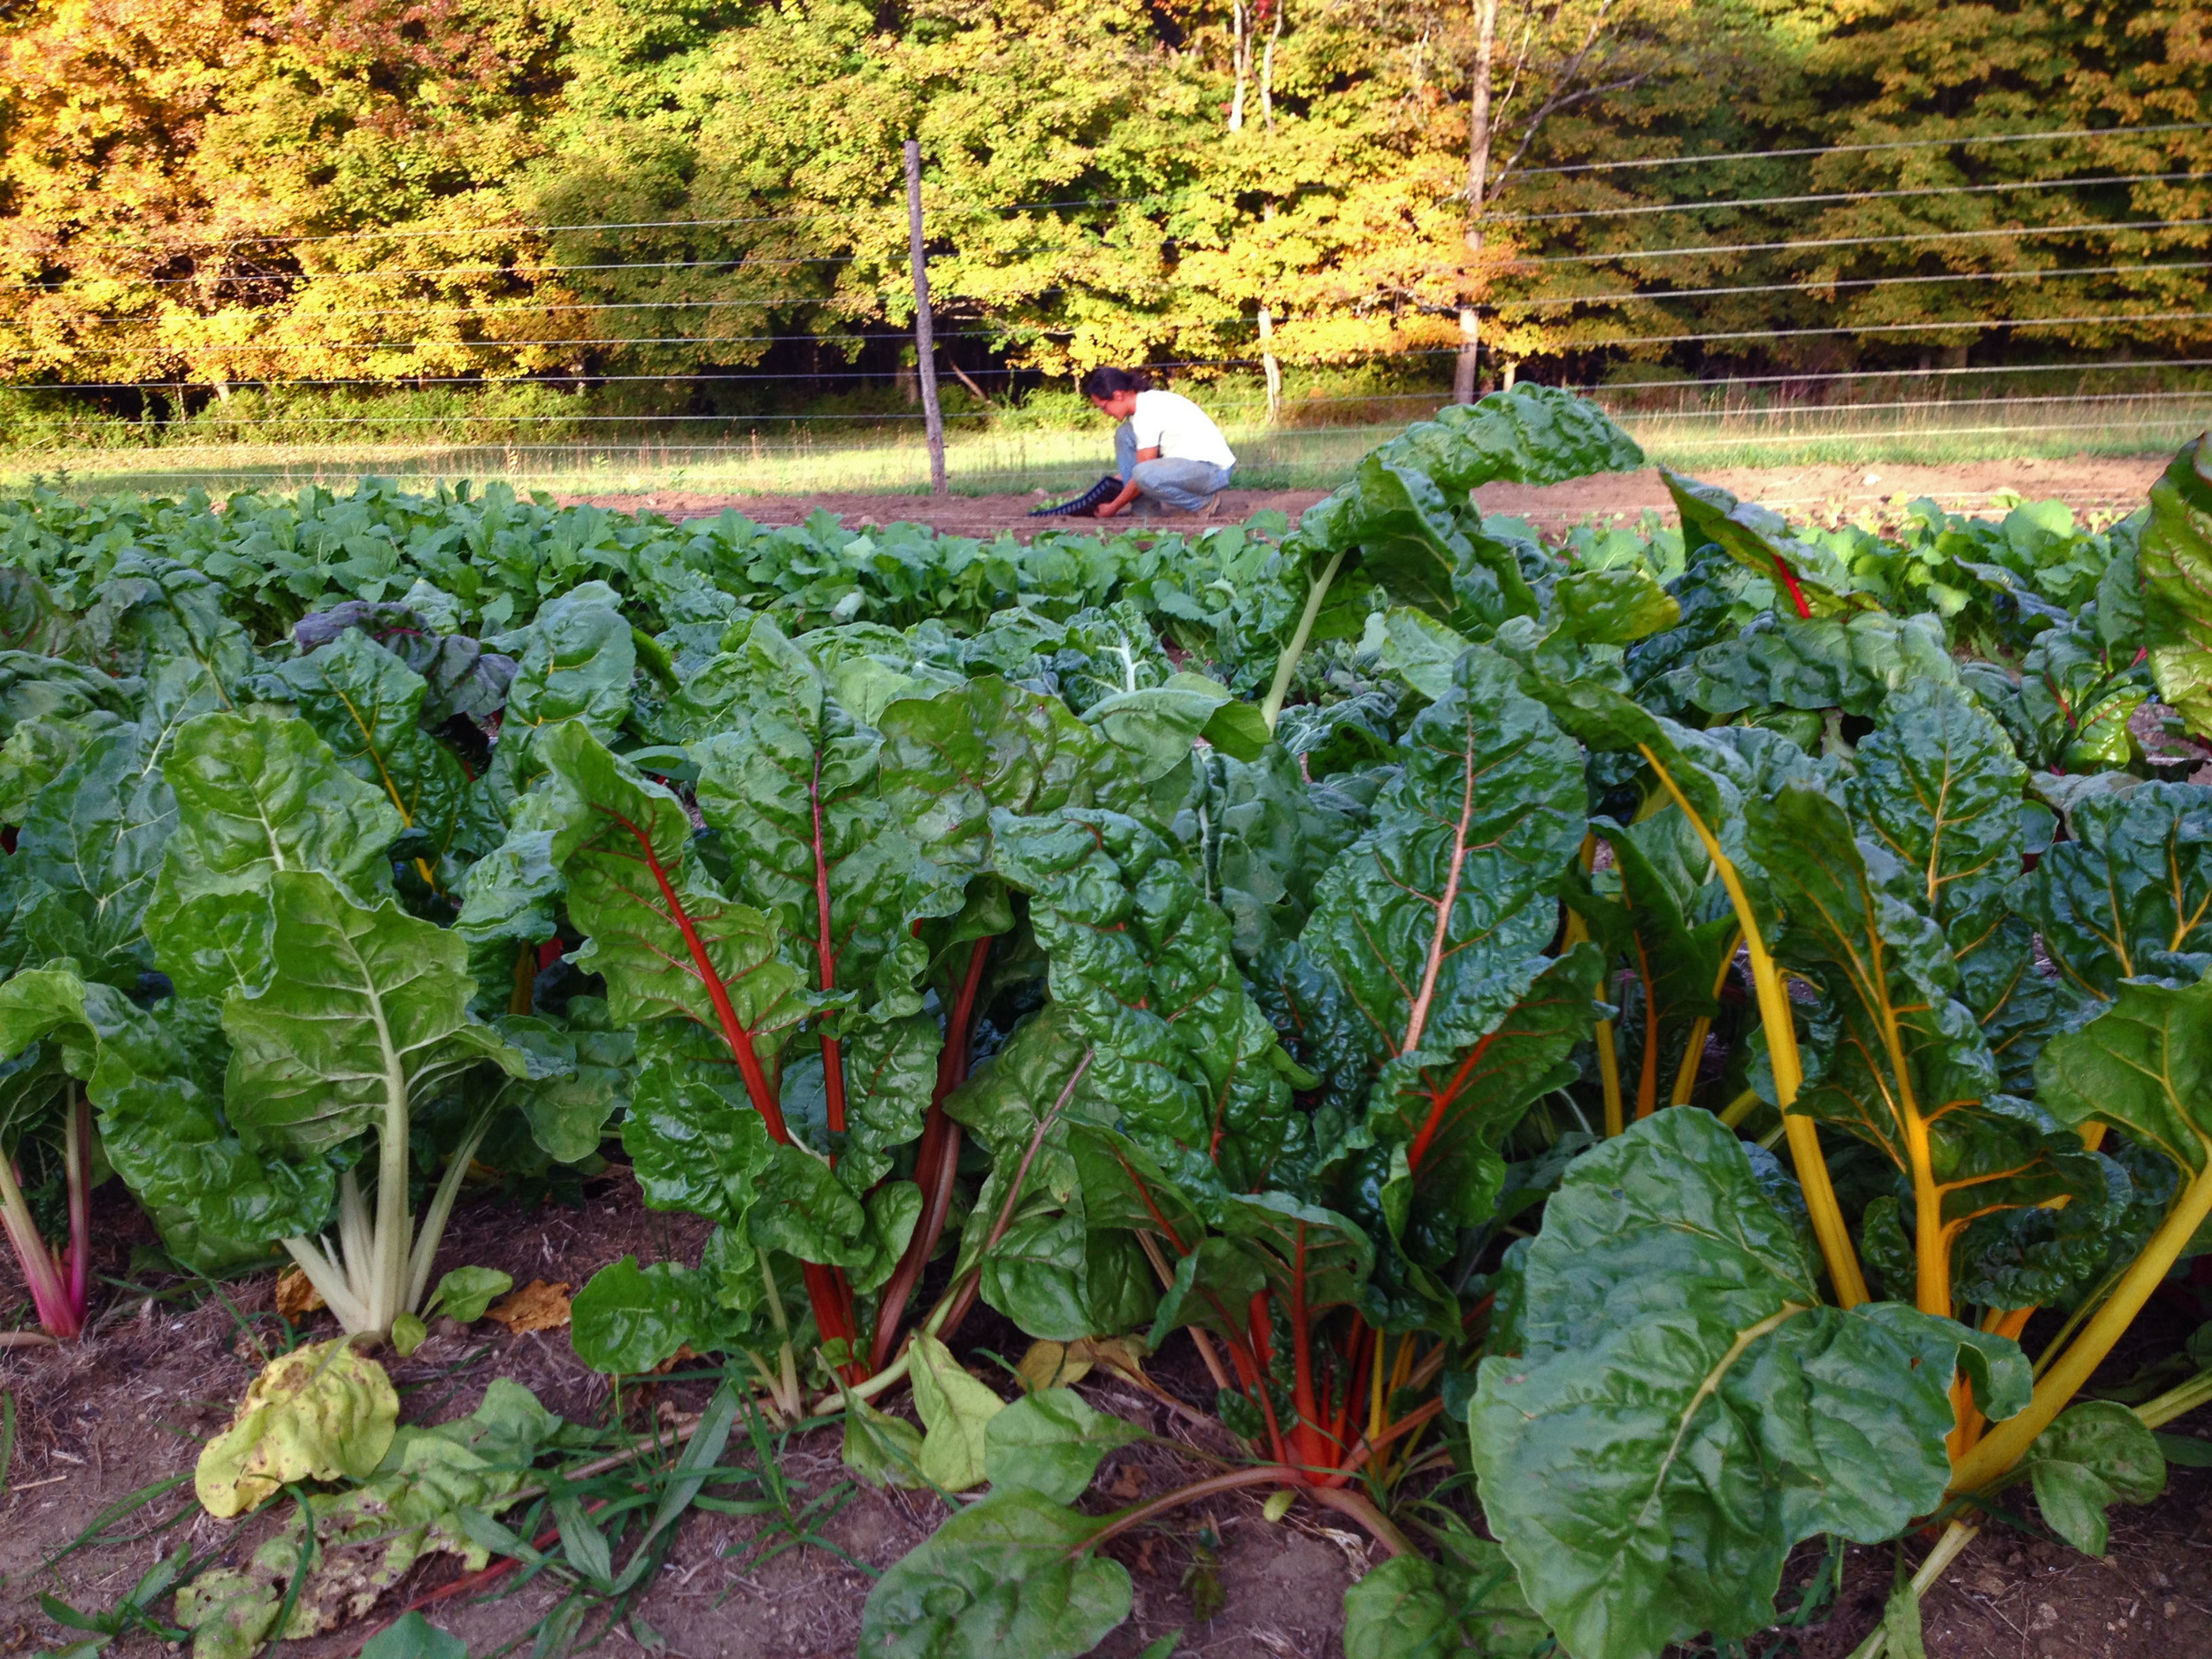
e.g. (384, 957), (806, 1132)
(1094, 497), (1125, 518)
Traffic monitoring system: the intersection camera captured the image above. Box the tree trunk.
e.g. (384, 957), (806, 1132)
(1455, 0), (1499, 404)
(1260, 0), (1283, 131)
(1229, 0), (1249, 132)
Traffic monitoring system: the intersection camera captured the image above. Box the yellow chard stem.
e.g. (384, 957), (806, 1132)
(1670, 929), (1739, 1107)
(1561, 888), (1624, 1135)
(1595, 1019), (1624, 1137)
(1643, 745), (1870, 1309)
(1952, 1168), (2212, 1494)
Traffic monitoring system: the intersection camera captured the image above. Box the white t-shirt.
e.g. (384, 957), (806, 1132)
(1130, 389), (1237, 470)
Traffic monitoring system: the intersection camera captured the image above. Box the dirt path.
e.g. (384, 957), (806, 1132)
(561, 455), (2169, 536)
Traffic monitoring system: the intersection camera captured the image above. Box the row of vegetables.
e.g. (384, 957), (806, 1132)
(4, 385), (2210, 1658)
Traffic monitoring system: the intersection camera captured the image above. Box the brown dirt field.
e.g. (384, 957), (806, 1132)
(558, 455), (2170, 537)
(6, 1174), (2211, 1659)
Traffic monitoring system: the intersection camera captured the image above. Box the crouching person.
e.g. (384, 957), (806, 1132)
(1083, 365), (1237, 518)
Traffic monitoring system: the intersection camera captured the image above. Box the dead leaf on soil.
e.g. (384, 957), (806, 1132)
(275, 1267), (326, 1320)
(650, 1344), (701, 1375)
(1017, 1334), (1149, 1392)
(484, 1279), (572, 1333)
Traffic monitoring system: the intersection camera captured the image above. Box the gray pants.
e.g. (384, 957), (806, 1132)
(1116, 423), (1233, 512)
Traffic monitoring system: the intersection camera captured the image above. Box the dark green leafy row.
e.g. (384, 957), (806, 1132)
(2, 397), (2208, 1659)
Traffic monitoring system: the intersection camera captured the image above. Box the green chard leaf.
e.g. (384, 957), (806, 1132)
(856, 1487), (1132, 1659)
(1566, 809), (1738, 1118)
(983, 1387), (1141, 1505)
(0, 967), (333, 1245)
(1663, 470), (1870, 618)
(2, 718), (178, 987)
(530, 720), (809, 1107)
(2018, 1400), (2165, 1557)
(1341, 1537), (1551, 1659)
(250, 627), (498, 880)
(494, 581), (635, 739)
(1304, 644), (1586, 1066)
(991, 806), (1306, 1191)
(1299, 643), (1594, 1254)
(220, 871), (523, 1158)
(691, 615), (938, 1030)
(571, 1247), (764, 1375)
(1471, 1109), (2029, 1659)
(2140, 436), (2212, 739)
(1747, 779), (2101, 1293)
(2022, 781), (2212, 1000)
(145, 709), (404, 998)
(1847, 680), (2062, 1088)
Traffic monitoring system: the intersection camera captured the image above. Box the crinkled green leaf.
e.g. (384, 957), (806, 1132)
(220, 871), (523, 1156)
(146, 709), (403, 996)
(2022, 782), (2212, 1000)
(0, 968), (333, 1246)
(426, 1267), (512, 1325)
(2036, 975), (2212, 1183)
(1341, 1540), (1551, 1659)
(1306, 643), (1586, 1064)
(856, 1487), (1133, 1659)
(1847, 681), (2063, 1088)
(1374, 607), (1471, 703)
(691, 616), (936, 1026)
(1555, 565), (1679, 646)
(532, 721), (809, 1069)
(1080, 671), (1235, 782)
(1471, 1109), (2029, 1659)
(2021, 1400), (2166, 1557)
(251, 629), (496, 875)
(495, 582), (634, 740)
(497, 1004), (631, 1163)
(982, 1387), (1141, 1505)
(1289, 454), (1468, 617)
(570, 1252), (761, 1374)
(991, 806), (1303, 1189)
(81, 555), (255, 703)
(2140, 437), (2212, 739)
(1402, 383), (1645, 496)
(909, 1331), (1006, 1492)
(1747, 780), (2097, 1254)
(1664, 470), (1870, 618)
(1674, 610), (1958, 718)
(4, 720), (177, 987)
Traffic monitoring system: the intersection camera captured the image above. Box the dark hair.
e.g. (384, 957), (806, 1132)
(1079, 365), (1154, 400)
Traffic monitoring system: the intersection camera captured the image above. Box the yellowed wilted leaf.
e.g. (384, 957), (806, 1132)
(650, 1343), (702, 1376)
(1016, 1340), (1085, 1393)
(194, 1338), (397, 1518)
(484, 1279), (572, 1333)
(273, 1267), (326, 1321)
(1016, 1335), (1148, 1394)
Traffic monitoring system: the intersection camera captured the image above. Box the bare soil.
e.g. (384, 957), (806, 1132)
(557, 455), (2170, 538)
(5, 1173), (2208, 1659)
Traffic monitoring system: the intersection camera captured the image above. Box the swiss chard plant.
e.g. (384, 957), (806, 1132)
(7, 396), (2212, 1659)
